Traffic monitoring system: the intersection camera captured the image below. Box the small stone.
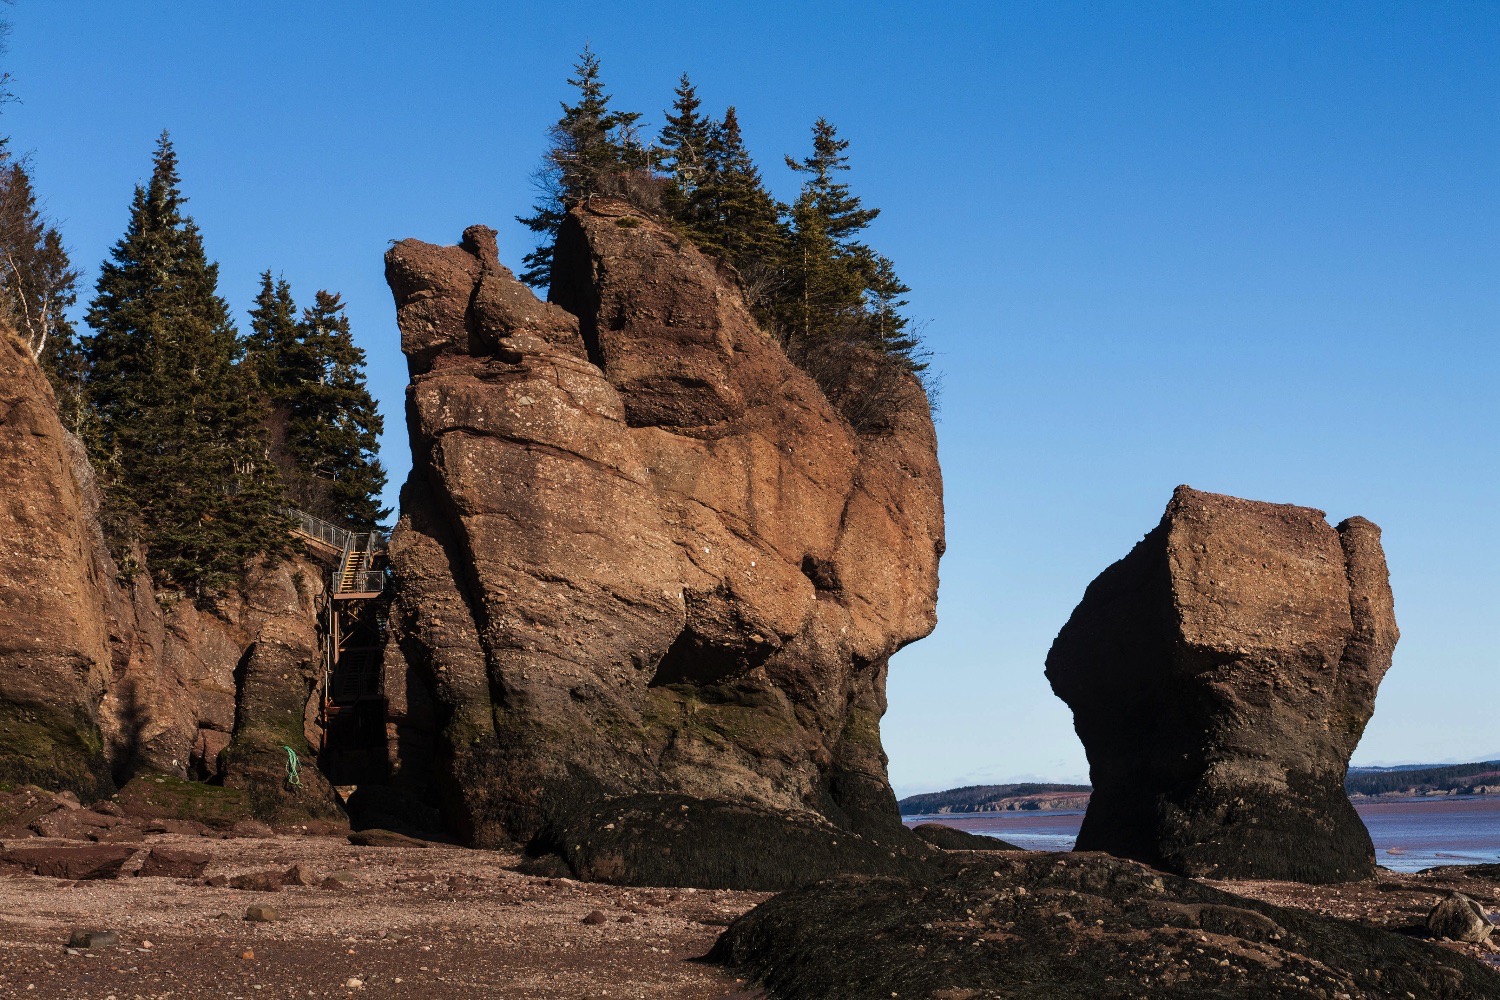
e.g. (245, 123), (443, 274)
(244, 905), (279, 923)
(240, 949), (255, 960)
(66, 930), (118, 949)
(582, 910), (608, 925)
(617, 915), (635, 923)
(346, 978), (364, 989)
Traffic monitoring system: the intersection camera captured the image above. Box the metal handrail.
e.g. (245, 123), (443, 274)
(284, 507), (353, 551)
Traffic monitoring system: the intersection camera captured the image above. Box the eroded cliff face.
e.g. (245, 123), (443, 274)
(1046, 485), (1398, 883)
(382, 200), (944, 862)
(0, 328), (117, 797)
(0, 326), (341, 822)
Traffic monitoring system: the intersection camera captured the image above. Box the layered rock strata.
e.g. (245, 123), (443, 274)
(382, 200), (943, 873)
(1046, 485), (1398, 883)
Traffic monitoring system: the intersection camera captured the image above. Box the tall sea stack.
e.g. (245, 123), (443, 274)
(381, 200), (944, 885)
(1046, 485), (1397, 883)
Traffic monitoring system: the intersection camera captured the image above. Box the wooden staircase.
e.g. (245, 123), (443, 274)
(284, 507), (392, 785)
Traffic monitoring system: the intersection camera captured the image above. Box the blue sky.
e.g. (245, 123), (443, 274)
(5, 3), (1496, 795)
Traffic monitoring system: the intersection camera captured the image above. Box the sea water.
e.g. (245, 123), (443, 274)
(906, 795), (1500, 873)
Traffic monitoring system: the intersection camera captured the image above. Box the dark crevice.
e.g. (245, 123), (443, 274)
(546, 216), (605, 371)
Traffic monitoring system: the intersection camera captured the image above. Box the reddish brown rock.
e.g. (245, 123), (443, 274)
(135, 846), (211, 879)
(0, 329), (117, 796)
(381, 201), (943, 878)
(1, 322), (342, 821)
(0, 844), (135, 880)
(228, 869), (285, 892)
(1046, 486), (1399, 883)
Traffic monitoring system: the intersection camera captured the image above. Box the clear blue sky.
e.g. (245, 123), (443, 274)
(5, 3), (1496, 796)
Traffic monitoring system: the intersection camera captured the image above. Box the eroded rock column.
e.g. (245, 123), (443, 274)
(1046, 485), (1398, 883)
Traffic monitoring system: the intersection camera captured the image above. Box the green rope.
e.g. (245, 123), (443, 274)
(283, 745), (301, 788)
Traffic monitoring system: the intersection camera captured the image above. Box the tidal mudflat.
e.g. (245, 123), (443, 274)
(908, 794), (1500, 873)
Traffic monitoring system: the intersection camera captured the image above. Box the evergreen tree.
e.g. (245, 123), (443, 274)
(83, 132), (286, 596)
(781, 189), (866, 349)
(694, 107), (786, 278)
(0, 145), (80, 377)
(517, 45), (644, 288)
(866, 253), (925, 371)
(244, 270), (304, 393)
(279, 290), (388, 531)
(657, 74), (711, 221)
(784, 118), (880, 243)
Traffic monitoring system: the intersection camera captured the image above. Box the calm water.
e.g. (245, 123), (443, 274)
(906, 795), (1500, 873)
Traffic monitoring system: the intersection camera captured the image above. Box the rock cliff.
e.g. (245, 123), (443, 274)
(0, 327), (118, 797)
(0, 324), (341, 822)
(1046, 485), (1398, 883)
(382, 200), (944, 878)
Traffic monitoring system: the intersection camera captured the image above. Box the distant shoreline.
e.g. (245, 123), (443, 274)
(899, 766), (1500, 816)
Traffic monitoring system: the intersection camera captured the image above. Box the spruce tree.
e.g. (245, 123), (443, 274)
(83, 132), (286, 596)
(696, 108), (786, 277)
(781, 190), (866, 350)
(279, 290), (388, 531)
(866, 253), (925, 371)
(244, 270), (304, 393)
(517, 45), (643, 288)
(0, 146), (80, 381)
(785, 118), (880, 243)
(657, 74), (711, 222)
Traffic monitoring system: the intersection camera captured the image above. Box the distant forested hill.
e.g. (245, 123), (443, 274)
(898, 783), (1091, 815)
(1345, 761), (1500, 797)
(901, 763), (1500, 815)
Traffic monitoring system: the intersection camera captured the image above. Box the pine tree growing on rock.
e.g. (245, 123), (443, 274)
(82, 132), (286, 596)
(517, 45), (646, 289)
(657, 74), (711, 223)
(279, 290), (388, 530)
(244, 270), (304, 393)
(0, 142), (82, 416)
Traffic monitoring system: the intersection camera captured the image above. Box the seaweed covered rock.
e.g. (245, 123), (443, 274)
(1046, 486), (1398, 883)
(381, 202), (943, 873)
(711, 851), (1500, 999)
(524, 793), (937, 890)
(909, 822), (1019, 851)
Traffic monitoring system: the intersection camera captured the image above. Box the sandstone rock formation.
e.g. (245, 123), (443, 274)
(381, 199), (943, 876)
(0, 327), (119, 796)
(0, 324), (341, 823)
(1046, 485), (1398, 883)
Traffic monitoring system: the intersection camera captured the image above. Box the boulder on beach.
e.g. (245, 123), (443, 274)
(1046, 485), (1398, 883)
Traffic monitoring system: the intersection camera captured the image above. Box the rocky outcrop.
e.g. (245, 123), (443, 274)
(1046, 485), (1398, 883)
(0, 328), (117, 797)
(0, 325), (342, 822)
(711, 851), (1500, 999)
(381, 200), (943, 873)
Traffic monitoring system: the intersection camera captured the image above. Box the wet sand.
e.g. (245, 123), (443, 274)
(0, 834), (766, 999)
